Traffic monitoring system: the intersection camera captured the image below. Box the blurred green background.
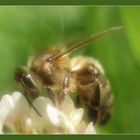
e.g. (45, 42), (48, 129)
(0, 6), (140, 133)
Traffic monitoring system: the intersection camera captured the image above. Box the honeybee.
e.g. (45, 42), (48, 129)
(14, 26), (122, 125)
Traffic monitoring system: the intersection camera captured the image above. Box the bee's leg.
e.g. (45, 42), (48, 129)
(47, 75), (70, 105)
(47, 87), (57, 103)
(62, 75), (69, 95)
(61, 75), (70, 100)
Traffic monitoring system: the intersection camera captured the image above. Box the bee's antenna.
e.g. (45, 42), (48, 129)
(51, 26), (122, 60)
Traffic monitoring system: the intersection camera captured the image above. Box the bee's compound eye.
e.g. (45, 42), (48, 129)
(21, 73), (40, 98)
(22, 73), (36, 90)
(14, 69), (36, 90)
(14, 68), (39, 98)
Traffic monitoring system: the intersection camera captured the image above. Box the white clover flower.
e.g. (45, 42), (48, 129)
(0, 91), (96, 134)
(0, 92), (32, 134)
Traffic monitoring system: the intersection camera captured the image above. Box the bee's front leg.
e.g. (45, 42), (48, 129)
(59, 74), (70, 101)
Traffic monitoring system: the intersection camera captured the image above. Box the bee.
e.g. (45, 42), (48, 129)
(14, 26), (122, 125)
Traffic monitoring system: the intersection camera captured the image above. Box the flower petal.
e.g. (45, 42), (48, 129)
(84, 123), (96, 134)
(6, 92), (30, 123)
(71, 108), (84, 126)
(59, 95), (75, 114)
(0, 94), (16, 126)
(0, 92), (31, 133)
(58, 112), (76, 134)
(24, 117), (33, 133)
(11, 92), (30, 117)
(31, 97), (53, 133)
(0, 122), (3, 134)
(32, 96), (53, 117)
(47, 104), (60, 126)
(47, 104), (76, 133)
